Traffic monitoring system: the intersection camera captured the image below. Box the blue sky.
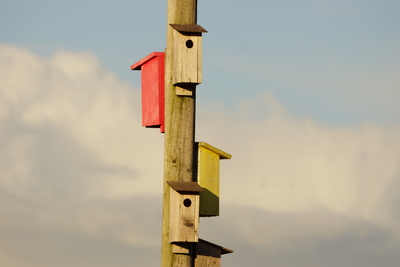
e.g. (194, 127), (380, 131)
(2, 0), (399, 124)
(1, 1), (400, 267)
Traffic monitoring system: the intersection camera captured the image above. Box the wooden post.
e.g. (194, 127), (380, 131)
(162, 0), (198, 266)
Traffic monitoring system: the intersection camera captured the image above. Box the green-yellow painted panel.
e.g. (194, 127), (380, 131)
(198, 146), (219, 216)
(197, 142), (230, 217)
(199, 146), (220, 196)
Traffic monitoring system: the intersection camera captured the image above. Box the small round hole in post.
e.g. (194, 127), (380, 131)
(185, 39), (194, 49)
(183, 198), (192, 207)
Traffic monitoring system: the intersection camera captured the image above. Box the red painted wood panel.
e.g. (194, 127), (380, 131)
(131, 52), (165, 132)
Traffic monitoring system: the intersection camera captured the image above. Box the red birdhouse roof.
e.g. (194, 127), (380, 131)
(131, 52), (164, 70)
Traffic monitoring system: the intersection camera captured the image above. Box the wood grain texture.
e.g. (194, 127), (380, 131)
(169, 188), (199, 243)
(162, 0), (198, 266)
(172, 31), (202, 85)
(172, 242), (192, 254)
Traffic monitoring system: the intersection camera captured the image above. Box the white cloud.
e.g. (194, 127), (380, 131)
(198, 94), (400, 224)
(1, 45), (400, 266)
(0, 45), (164, 266)
(197, 93), (400, 265)
(0, 45), (164, 200)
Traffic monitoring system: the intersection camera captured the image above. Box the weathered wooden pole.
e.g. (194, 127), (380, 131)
(162, 0), (198, 266)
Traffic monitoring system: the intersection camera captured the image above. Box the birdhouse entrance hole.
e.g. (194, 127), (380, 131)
(183, 198), (192, 207)
(186, 39), (194, 48)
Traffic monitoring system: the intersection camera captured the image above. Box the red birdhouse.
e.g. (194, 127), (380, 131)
(131, 52), (165, 133)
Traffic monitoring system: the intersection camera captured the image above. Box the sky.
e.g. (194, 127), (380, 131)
(1, 0), (400, 266)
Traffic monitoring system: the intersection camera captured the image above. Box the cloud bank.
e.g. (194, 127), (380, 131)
(197, 96), (400, 266)
(1, 45), (399, 266)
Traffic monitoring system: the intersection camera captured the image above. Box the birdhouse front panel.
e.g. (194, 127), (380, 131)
(131, 52), (165, 132)
(167, 181), (203, 243)
(197, 142), (231, 217)
(170, 24), (207, 85)
(172, 33), (202, 85)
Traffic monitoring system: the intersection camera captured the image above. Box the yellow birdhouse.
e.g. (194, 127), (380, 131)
(170, 24), (207, 85)
(196, 142), (231, 217)
(167, 181), (203, 243)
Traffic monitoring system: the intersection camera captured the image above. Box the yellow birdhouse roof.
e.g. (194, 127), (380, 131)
(197, 142), (231, 159)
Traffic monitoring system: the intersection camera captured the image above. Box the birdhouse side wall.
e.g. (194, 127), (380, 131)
(141, 57), (164, 127)
(198, 147), (220, 216)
